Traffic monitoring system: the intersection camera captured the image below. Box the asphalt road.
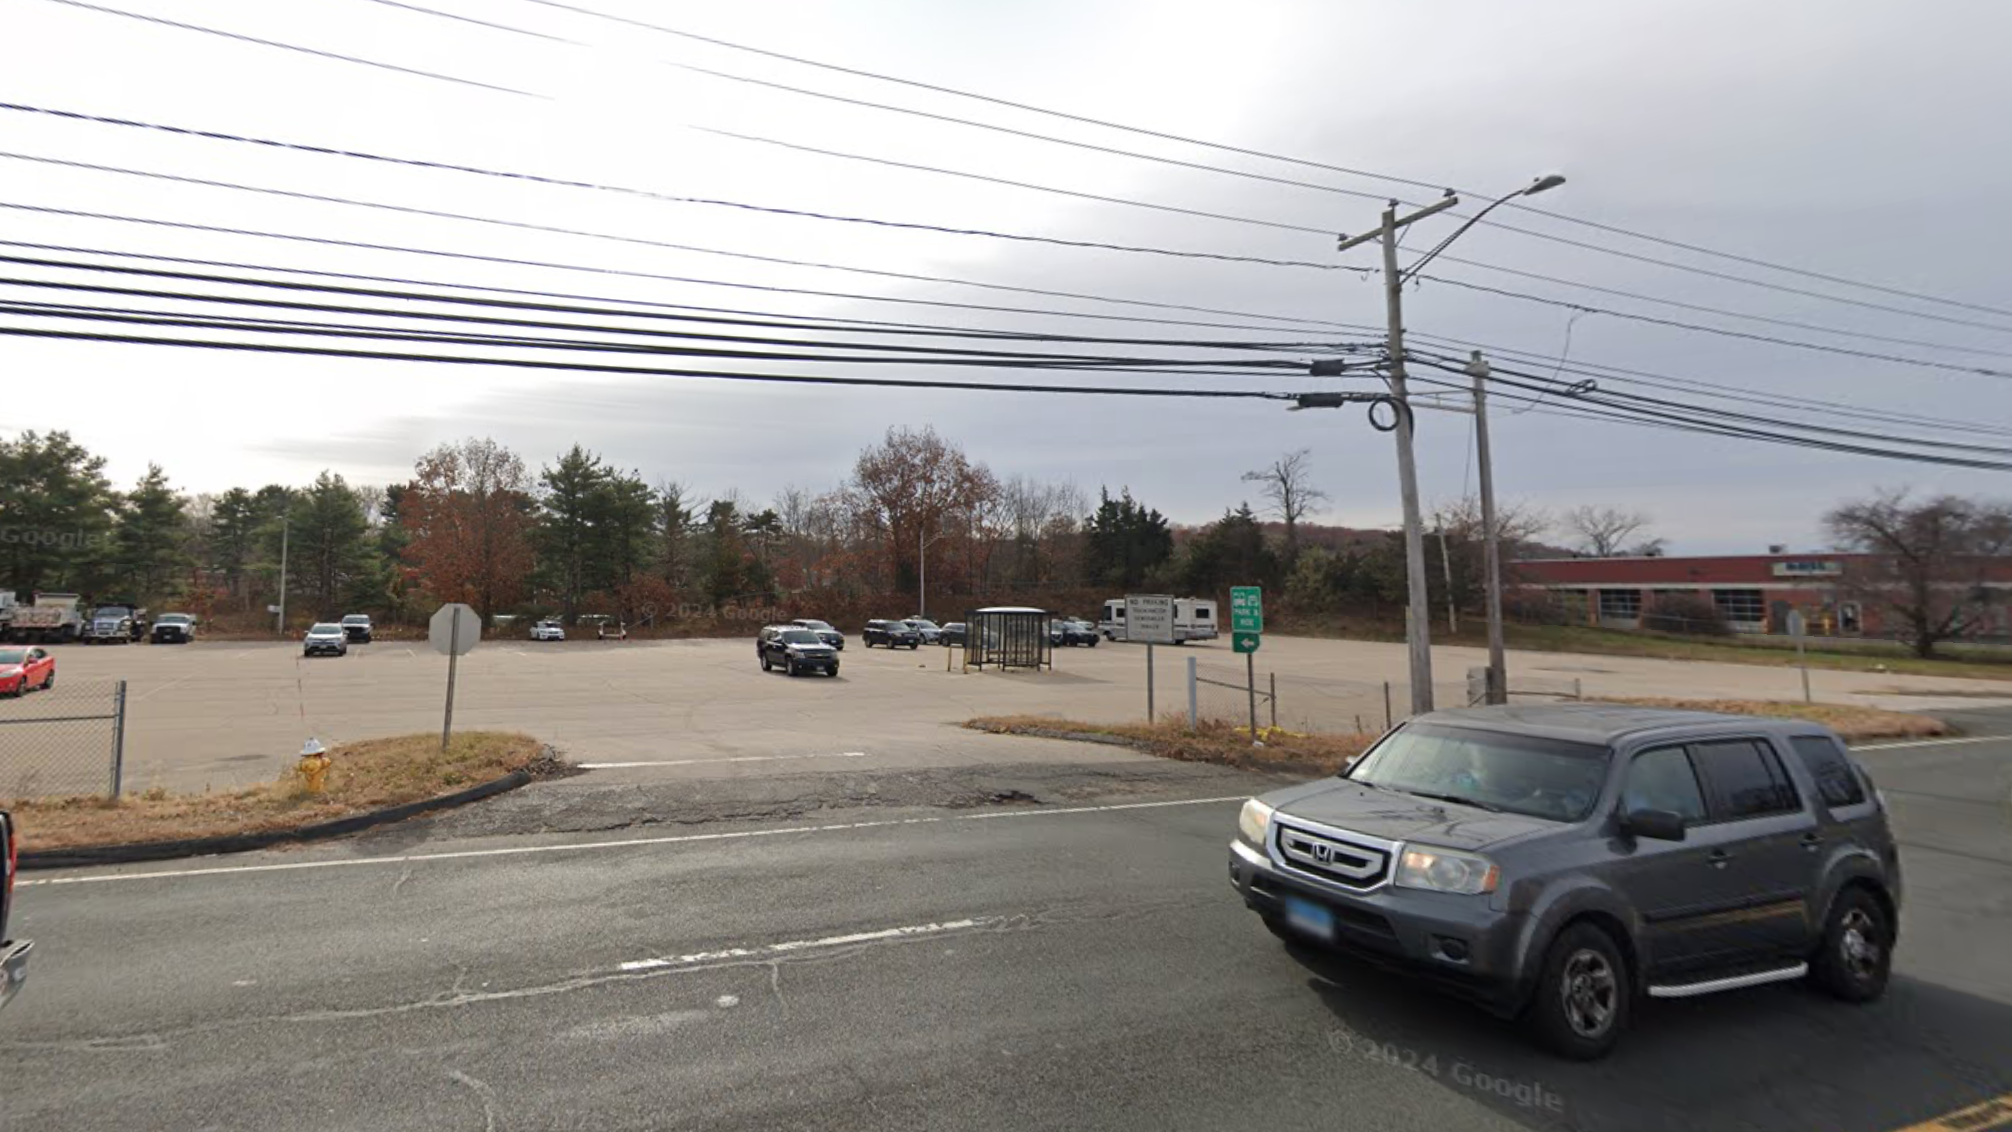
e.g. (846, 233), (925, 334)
(5, 718), (2011, 1132)
(10, 634), (2012, 795)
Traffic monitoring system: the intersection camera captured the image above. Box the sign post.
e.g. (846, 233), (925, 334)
(1231, 587), (1264, 739)
(429, 602), (481, 751)
(1126, 594), (1176, 722)
(1789, 609), (1811, 703)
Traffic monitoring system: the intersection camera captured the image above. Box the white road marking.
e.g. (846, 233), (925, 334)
(17, 795), (1247, 887)
(619, 918), (985, 972)
(579, 752), (871, 769)
(1856, 735), (2012, 751)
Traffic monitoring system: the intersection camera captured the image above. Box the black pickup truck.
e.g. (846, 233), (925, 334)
(1, 811), (29, 1012)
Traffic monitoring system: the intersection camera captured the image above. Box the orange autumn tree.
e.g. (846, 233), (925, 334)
(400, 438), (535, 620)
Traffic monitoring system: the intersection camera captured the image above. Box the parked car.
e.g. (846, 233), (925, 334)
(597, 622), (629, 640)
(150, 612), (197, 644)
(302, 623), (349, 657)
(1230, 704), (1899, 1060)
(82, 602), (146, 644)
(530, 619), (566, 642)
(789, 619), (845, 650)
(0, 646), (53, 696)
(903, 617), (943, 644)
(1, 810), (30, 1013)
(1064, 618), (1100, 647)
(339, 613), (373, 643)
(756, 625), (840, 676)
(862, 619), (922, 649)
(939, 622), (968, 646)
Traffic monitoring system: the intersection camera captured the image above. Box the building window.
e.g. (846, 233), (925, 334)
(1598, 589), (1642, 620)
(1712, 589), (1766, 624)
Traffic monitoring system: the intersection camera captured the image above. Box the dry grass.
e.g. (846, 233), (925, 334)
(1593, 698), (1948, 742)
(966, 715), (1376, 775)
(8, 731), (550, 851)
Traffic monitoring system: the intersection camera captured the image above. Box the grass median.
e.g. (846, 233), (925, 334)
(968, 697), (1944, 779)
(966, 715), (1378, 775)
(8, 731), (555, 851)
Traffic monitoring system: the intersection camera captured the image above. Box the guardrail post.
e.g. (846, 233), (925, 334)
(109, 678), (127, 798)
(1186, 656), (1197, 730)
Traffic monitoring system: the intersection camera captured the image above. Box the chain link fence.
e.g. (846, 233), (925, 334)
(1182, 660), (1592, 737)
(0, 677), (127, 800)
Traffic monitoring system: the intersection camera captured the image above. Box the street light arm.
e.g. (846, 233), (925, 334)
(1400, 174), (1565, 282)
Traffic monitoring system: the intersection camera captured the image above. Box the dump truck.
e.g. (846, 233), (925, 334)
(0, 592), (82, 644)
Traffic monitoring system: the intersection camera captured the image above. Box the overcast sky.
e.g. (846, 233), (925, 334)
(6, 0), (2011, 553)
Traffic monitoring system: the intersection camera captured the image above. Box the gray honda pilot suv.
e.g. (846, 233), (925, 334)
(1230, 704), (1900, 1059)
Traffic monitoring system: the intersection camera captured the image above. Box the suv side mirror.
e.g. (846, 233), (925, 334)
(1621, 808), (1687, 842)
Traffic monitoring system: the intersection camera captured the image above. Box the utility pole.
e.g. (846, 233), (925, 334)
(1340, 195), (1456, 716)
(918, 526), (946, 618)
(1437, 527), (1459, 635)
(1334, 176), (1565, 716)
(276, 516), (289, 635)
(1470, 351), (1508, 704)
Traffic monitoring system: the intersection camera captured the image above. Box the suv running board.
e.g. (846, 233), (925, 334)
(1647, 963), (1808, 999)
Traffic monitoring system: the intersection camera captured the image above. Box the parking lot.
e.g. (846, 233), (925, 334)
(7, 629), (2012, 795)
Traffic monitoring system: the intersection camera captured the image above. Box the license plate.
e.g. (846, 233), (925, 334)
(1284, 896), (1336, 942)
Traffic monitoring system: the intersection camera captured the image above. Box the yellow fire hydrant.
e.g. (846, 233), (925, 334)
(297, 738), (331, 794)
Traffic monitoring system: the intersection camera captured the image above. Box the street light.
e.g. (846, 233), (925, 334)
(1329, 173), (1565, 717)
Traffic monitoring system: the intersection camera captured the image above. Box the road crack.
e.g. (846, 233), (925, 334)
(447, 1068), (499, 1132)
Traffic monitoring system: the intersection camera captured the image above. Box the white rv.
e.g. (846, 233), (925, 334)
(1098, 597), (1220, 643)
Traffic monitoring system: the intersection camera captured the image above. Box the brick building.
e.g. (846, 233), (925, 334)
(1514, 552), (2012, 640)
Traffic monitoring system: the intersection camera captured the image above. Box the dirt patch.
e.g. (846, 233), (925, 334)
(8, 731), (565, 850)
(966, 716), (1376, 776)
(1593, 698), (1949, 742)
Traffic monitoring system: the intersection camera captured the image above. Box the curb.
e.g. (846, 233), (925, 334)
(19, 769), (534, 870)
(972, 725), (1332, 779)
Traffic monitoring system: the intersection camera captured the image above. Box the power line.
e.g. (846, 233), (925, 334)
(35, 0), (541, 98)
(501, 0), (2012, 323)
(0, 323), (1310, 400)
(0, 152), (1357, 331)
(0, 235), (1340, 350)
(0, 102), (1357, 274)
(1420, 275), (2012, 380)
(354, 0), (583, 41)
(0, 274), (1308, 370)
(0, 202), (1366, 337)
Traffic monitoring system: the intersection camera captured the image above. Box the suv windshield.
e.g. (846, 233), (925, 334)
(1346, 722), (1611, 822)
(796, 621), (833, 632)
(779, 629), (820, 644)
(343, 615), (369, 624)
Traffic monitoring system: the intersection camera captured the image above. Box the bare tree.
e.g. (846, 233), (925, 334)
(1242, 448), (1329, 562)
(1562, 505), (1656, 557)
(1826, 488), (2012, 658)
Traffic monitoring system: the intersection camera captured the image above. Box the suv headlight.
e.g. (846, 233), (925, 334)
(1237, 798), (1274, 845)
(1395, 846), (1499, 895)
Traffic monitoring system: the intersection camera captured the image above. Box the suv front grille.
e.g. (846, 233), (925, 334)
(1275, 823), (1394, 890)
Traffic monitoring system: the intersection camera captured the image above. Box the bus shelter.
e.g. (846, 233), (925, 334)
(964, 606), (1052, 671)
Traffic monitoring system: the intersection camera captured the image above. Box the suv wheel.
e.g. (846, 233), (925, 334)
(1527, 923), (1630, 1060)
(1809, 887), (1892, 1003)
(760, 653), (771, 671)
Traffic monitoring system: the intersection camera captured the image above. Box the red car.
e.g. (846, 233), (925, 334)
(0, 646), (54, 696)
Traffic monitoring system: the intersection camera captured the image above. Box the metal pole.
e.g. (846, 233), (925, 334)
(109, 678), (127, 798)
(1146, 643), (1155, 724)
(1471, 351), (1508, 705)
(1186, 654), (1197, 730)
(441, 611), (460, 752)
(1270, 671), (1278, 730)
(1794, 612), (1812, 702)
(918, 527), (926, 620)
(1382, 207), (1435, 715)
(1437, 527), (1458, 635)
(276, 516), (288, 635)
(1383, 681), (1393, 730)
(1247, 651), (1259, 741)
